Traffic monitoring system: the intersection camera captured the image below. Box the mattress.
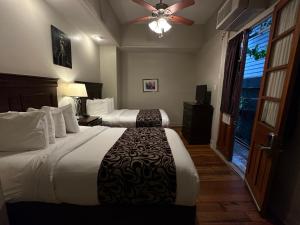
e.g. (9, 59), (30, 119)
(101, 109), (170, 127)
(0, 126), (199, 206)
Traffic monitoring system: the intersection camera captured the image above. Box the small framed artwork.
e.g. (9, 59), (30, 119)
(143, 79), (159, 92)
(51, 25), (72, 68)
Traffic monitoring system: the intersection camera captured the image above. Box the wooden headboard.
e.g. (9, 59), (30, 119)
(0, 73), (58, 113)
(76, 81), (103, 116)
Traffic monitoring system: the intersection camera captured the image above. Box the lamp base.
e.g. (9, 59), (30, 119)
(73, 97), (82, 118)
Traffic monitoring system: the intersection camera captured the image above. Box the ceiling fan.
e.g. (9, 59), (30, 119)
(129, 0), (195, 38)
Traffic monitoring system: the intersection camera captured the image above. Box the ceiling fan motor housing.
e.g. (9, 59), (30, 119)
(155, 3), (168, 10)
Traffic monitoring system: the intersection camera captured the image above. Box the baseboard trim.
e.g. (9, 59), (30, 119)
(169, 125), (182, 129)
(169, 123), (182, 127)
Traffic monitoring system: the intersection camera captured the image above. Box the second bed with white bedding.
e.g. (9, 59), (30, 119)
(101, 109), (169, 127)
(0, 126), (199, 206)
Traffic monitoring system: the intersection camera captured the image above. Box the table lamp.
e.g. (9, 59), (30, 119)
(63, 83), (88, 118)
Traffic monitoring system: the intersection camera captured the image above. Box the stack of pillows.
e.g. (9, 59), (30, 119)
(0, 104), (79, 152)
(86, 98), (114, 117)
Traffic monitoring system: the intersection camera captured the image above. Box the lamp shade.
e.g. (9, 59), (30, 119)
(63, 83), (88, 97)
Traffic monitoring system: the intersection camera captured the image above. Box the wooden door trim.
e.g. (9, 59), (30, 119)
(245, 178), (261, 211)
(245, 8), (277, 175)
(261, 96), (281, 102)
(266, 65), (287, 73)
(276, 3), (300, 134)
(272, 26), (295, 42)
(246, 0), (300, 211)
(216, 115), (235, 160)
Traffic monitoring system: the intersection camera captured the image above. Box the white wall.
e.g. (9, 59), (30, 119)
(120, 51), (197, 126)
(83, 0), (121, 44)
(100, 45), (119, 107)
(195, 13), (228, 148)
(0, 0), (100, 83)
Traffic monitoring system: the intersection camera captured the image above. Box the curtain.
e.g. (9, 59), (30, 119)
(217, 30), (249, 160)
(220, 31), (249, 116)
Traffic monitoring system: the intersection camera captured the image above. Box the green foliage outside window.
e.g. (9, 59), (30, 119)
(247, 45), (267, 60)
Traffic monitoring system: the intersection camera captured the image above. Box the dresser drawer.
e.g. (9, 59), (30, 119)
(182, 115), (192, 128)
(182, 102), (213, 145)
(183, 102), (194, 110)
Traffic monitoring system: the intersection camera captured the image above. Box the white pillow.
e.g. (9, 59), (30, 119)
(59, 104), (79, 133)
(27, 107), (56, 144)
(49, 107), (67, 138)
(106, 98), (114, 113)
(86, 99), (109, 116)
(0, 111), (49, 151)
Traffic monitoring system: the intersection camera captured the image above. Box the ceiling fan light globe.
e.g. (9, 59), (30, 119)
(148, 18), (172, 34)
(158, 18), (172, 32)
(148, 20), (161, 34)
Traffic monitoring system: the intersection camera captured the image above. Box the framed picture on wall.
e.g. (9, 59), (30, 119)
(51, 25), (72, 68)
(143, 79), (159, 92)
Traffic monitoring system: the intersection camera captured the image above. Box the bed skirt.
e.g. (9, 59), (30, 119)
(7, 202), (196, 225)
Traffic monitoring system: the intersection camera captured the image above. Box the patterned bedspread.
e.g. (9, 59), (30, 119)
(136, 109), (162, 127)
(97, 127), (176, 205)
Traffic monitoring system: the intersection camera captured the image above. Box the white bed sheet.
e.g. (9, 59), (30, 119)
(0, 126), (199, 206)
(101, 109), (169, 127)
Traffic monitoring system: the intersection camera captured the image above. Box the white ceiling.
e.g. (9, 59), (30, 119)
(109, 0), (225, 25)
(45, 0), (117, 45)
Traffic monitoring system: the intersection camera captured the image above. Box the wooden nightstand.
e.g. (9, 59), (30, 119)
(0, 180), (9, 225)
(78, 116), (102, 126)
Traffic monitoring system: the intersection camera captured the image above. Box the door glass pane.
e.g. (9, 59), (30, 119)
(276, 0), (300, 35)
(270, 34), (293, 67)
(265, 70), (286, 98)
(261, 101), (279, 127)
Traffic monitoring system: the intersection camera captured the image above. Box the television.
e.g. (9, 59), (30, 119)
(196, 85), (211, 104)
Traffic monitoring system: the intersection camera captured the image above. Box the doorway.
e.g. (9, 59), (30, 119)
(232, 16), (272, 173)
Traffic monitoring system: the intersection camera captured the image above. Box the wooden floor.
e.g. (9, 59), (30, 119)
(174, 128), (273, 225)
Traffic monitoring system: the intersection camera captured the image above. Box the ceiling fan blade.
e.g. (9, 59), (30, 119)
(128, 16), (153, 24)
(169, 15), (194, 25)
(132, 0), (157, 12)
(165, 0), (195, 15)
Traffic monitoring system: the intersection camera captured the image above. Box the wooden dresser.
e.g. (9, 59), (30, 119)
(182, 102), (213, 145)
(0, 180), (9, 225)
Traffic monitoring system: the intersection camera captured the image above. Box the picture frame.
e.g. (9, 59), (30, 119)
(143, 79), (159, 92)
(51, 25), (72, 68)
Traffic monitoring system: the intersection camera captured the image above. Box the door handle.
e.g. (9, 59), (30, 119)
(258, 144), (273, 155)
(258, 132), (276, 154)
(259, 145), (272, 151)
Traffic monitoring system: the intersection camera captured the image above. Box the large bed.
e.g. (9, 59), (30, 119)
(0, 126), (198, 205)
(0, 74), (199, 225)
(78, 81), (170, 128)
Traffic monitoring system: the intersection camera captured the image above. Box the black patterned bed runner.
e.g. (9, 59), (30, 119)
(97, 127), (176, 205)
(136, 109), (162, 127)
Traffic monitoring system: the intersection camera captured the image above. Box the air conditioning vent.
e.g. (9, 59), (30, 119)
(216, 0), (267, 31)
(217, 0), (234, 26)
